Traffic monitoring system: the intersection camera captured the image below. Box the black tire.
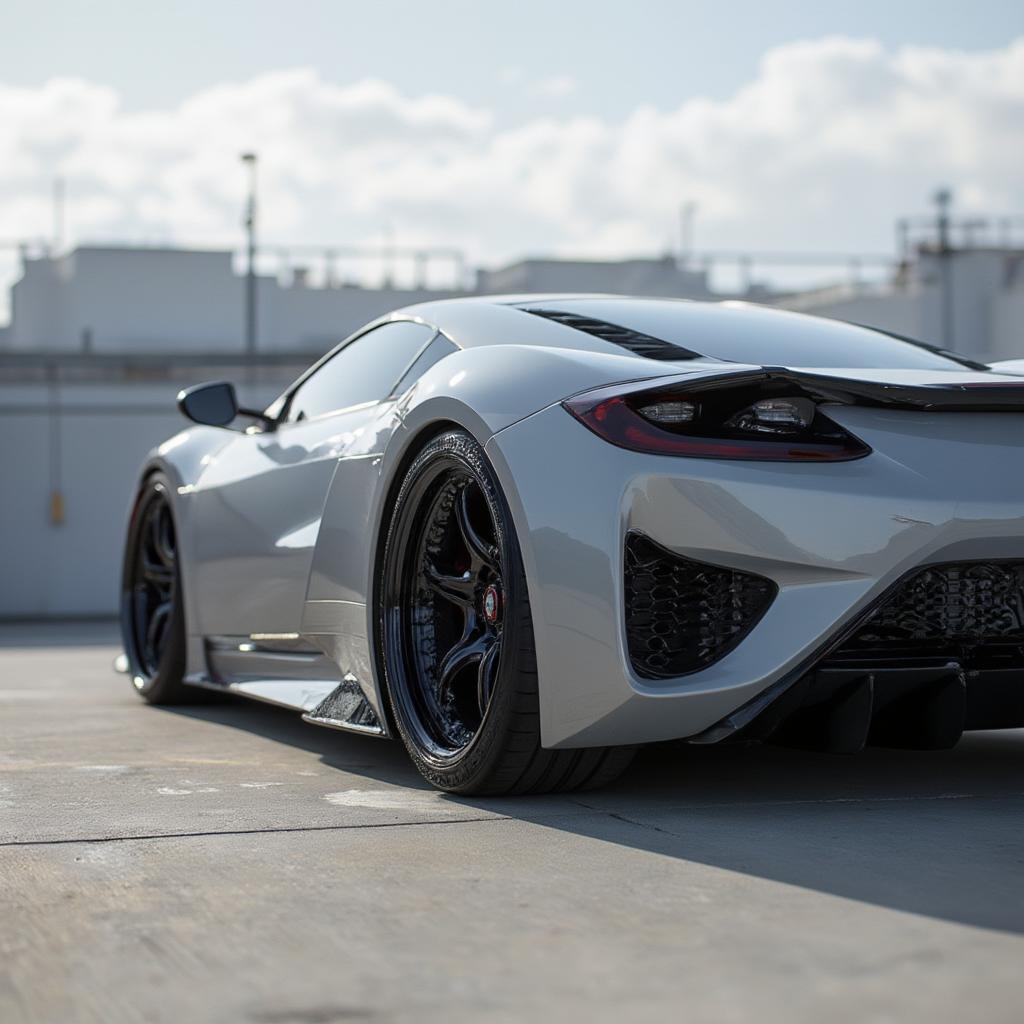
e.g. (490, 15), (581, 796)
(379, 430), (636, 795)
(120, 472), (192, 704)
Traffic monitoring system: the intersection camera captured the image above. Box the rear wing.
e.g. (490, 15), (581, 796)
(659, 366), (1024, 413)
(781, 370), (1024, 412)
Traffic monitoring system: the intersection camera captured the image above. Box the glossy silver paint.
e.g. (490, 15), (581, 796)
(487, 401), (1024, 746)
(131, 297), (1024, 748)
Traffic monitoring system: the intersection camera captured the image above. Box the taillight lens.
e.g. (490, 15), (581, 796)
(563, 376), (870, 461)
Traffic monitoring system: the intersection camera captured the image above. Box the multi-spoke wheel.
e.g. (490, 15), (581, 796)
(388, 458), (506, 757)
(380, 430), (636, 794)
(121, 474), (189, 703)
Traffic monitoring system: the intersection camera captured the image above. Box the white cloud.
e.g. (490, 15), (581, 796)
(1, 36), (1023, 302)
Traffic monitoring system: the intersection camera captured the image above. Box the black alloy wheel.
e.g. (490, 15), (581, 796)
(380, 430), (636, 794)
(121, 474), (189, 703)
(385, 444), (507, 759)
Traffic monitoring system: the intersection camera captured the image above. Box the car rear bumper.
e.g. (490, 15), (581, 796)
(487, 402), (1024, 748)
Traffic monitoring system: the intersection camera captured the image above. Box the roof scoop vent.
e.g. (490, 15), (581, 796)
(523, 308), (698, 361)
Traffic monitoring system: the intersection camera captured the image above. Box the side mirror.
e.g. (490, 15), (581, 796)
(177, 381), (239, 427)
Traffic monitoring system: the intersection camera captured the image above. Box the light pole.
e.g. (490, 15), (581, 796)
(933, 187), (953, 351)
(679, 201), (697, 268)
(679, 201), (696, 266)
(241, 152), (258, 357)
(53, 177), (65, 255)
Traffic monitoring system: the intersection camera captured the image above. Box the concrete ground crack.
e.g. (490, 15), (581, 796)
(571, 797), (684, 837)
(0, 814), (510, 848)
(606, 811), (685, 837)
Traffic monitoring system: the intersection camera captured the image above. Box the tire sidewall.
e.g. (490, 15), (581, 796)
(121, 472), (187, 702)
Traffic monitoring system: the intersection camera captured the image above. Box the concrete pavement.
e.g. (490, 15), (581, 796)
(1, 621), (1022, 1022)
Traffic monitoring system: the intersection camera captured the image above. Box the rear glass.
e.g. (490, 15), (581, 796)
(534, 299), (972, 370)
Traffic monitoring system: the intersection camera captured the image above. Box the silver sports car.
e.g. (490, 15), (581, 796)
(121, 296), (1024, 794)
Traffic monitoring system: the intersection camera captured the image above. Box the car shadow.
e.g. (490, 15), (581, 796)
(164, 697), (1024, 936)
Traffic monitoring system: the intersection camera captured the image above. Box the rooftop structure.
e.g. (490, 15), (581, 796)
(0, 246), (466, 354)
(780, 246), (1024, 362)
(475, 255), (716, 300)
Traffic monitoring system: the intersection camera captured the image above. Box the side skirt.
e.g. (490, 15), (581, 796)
(184, 635), (387, 738)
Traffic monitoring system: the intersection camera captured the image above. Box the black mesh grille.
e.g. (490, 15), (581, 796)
(624, 533), (777, 679)
(695, 560), (1024, 749)
(524, 309), (698, 360)
(837, 562), (1024, 661)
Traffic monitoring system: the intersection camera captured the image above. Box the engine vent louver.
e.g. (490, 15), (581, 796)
(624, 533), (777, 678)
(524, 308), (699, 361)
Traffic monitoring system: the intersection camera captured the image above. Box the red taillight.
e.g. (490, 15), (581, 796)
(563, 379), (870, 462)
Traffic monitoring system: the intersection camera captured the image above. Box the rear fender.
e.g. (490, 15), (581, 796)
(299, 343), (683, 726)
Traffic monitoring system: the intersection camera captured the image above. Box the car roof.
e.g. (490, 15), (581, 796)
(391, 294), (979, 372)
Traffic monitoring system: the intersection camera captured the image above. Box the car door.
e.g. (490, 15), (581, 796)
(189, 320), (435, 637)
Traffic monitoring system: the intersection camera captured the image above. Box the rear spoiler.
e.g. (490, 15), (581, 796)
(668, 367), (1024, 413)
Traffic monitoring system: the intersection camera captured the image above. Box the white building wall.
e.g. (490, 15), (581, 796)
(992, 290), (1024, 360)
(779, 249), (1024, 363)
(7, 259), (65, 350)
(915, 250), (1009, 360)
(780, 289), (923, 340)
(3, 247), (465, 354)
(68, 249), (244, 351)
(7, 249), (244, 352)
(265, 282), (464, 351)
(0, 380), (284, 616)
(477, 256), (713, 298)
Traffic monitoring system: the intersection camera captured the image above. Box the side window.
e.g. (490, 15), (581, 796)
(391, 335), (458, 396)
(287, 321), (434, 422)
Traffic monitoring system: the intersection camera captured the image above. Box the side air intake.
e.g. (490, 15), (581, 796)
(624, 533), (777, 678)
(524, 308), (698, 361)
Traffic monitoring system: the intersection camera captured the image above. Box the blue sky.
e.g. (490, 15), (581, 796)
(4, 0), (1021, 119)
